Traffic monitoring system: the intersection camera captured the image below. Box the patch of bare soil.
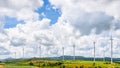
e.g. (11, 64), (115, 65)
(0, 65), (4, 68)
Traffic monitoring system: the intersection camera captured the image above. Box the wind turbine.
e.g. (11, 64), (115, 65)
(62, 47), (64, 61)
(103, 47), (105, 62)
(14, 52), (16, 59)
(73, 45), (75, 60)
(110, 36), (113, 64)
(93, 41), (96, 63)
(39, 45), (41, 58)
(38, 45), (41, 68)
(23, 47), (24, 58)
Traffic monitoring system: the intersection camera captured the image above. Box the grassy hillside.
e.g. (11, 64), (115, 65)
(0, 58), (120, 68)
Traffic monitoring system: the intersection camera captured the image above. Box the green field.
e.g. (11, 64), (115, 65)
(0, 59), (120, 68)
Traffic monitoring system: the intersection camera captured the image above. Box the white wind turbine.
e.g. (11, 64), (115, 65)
(22, 47), (24, 58)
(110, 36), (113, 64)
(93, 41), (96, 63)
(103, 46), (105, 62)
(39, 45), (41, 59)
(73, 45), (75, 60)
(62, 47), (64, 61)
(109, 36), (120, 64)
(14, 52), (16, 59)
(38, 45), (41, 68)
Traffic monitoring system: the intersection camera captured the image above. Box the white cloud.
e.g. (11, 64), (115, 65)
(0, 0), (43, 22)
(0, 0), (120, 59)
(79, 0), (120, 19)
(49, 0), (120, 58)
(50, 0), (117, 35)
(16, 9), (39, 21)
(1, 20), (120, 58)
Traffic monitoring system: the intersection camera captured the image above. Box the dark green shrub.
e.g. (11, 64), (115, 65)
(56, 62), (63, 65)
(29, 62), (34, 66)
(63, 65), (65, 68)
(42, 63), (45, 66)
(93, 63), (95, 66)
(104, 62), (110, 64)
(48, 63), (56, 66)
(98, 66), (101, 68)
(60, 66), (62, 68)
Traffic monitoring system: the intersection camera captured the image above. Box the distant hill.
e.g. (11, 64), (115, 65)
(50, 56), (120, 61)
(5, 57), (14, 60)
(2, 56), (120, 62)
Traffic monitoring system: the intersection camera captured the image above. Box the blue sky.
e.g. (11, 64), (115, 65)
(4, 0), (61, 28)
(4, 16), (24, 28)
(36, 0), (61, 25)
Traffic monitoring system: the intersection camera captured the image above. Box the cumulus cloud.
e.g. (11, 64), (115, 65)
(50, 0), (119, 35)
(0, 46), (10, 55)
(49, 0), (120, 57)
(0, 0), (43, 23)
(0, 0), (120, 59)
(0, 0), (44, 57)
(79, 0), (120, 19)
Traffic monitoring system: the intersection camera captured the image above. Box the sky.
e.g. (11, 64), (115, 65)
(0, 0), (120, 59)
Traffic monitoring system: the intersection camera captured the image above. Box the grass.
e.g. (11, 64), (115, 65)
(1, 60), (120, 68)
(5, 65), (34, 68)
(63, 60), (109, 68)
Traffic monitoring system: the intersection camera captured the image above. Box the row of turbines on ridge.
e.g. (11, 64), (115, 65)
(13, 36), (116, 64)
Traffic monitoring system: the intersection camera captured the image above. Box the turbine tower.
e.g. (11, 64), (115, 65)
(23, 47), (24, 58)
(103, 48), (105, 62)
(93, 41), (96, 63)
(15, 52), (16, 59)
(39, 45), (41, 58)
(62, 47), (64, 61)
(110, 36), (113, 64)
(73, 45), (75, 60)
(38, 45), (41, 68)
